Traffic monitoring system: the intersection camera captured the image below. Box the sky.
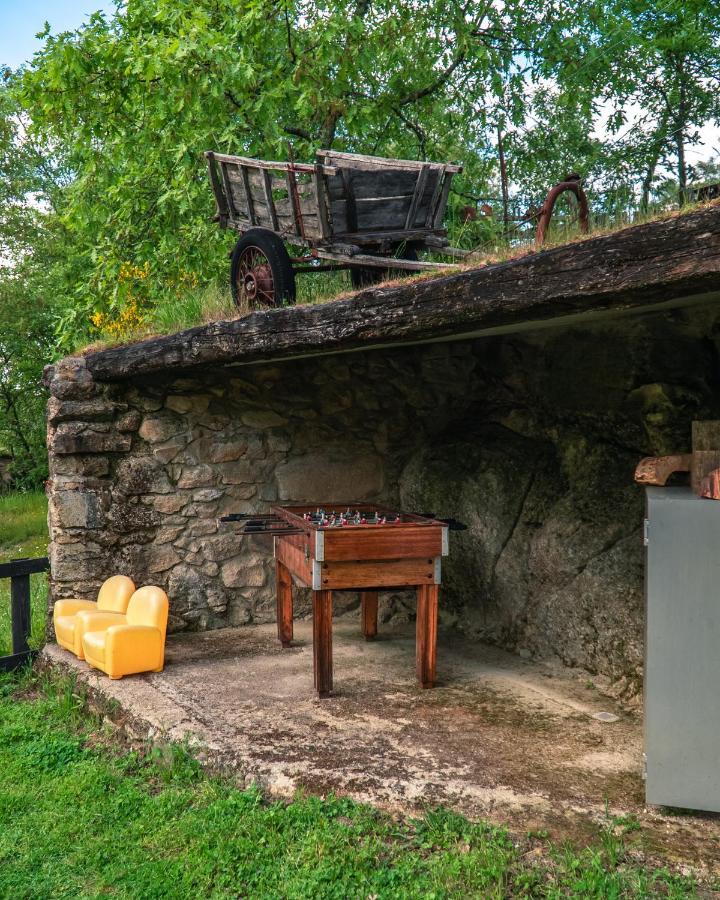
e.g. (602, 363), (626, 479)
(0, 0), (115, 70)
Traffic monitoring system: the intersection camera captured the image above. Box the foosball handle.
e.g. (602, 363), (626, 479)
(417, 512), (468, 531)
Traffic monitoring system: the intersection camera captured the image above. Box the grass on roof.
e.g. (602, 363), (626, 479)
(79, 198), (719, 356)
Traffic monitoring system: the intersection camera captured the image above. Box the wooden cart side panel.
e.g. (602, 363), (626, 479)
(261, 168), (279, 231)
(223, 164), (324, 239)
(313, 163), (331, 239)
(318, 149), (462, 173)
(405, 164), (431, 230)
(326, 169), (445, 234)
(425, 164), (447, 227)
(322, 525), (443, 561)
(206, 153), (230, 226)
(325, 168), (424, 200)
(318, 557), (437, 590)
(433, 170), (455, 228)
(238, 164), (258, 226)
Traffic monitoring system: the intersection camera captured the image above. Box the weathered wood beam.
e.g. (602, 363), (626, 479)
(82, 204), (720, 383)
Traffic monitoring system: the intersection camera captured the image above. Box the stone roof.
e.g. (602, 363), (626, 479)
(74, 203), (720, 383)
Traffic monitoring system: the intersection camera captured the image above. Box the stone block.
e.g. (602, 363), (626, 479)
(126, 391), (163, 412)
(115, 456), (172, 495)
(167, 564), (228, 619)
(217, 487), (257, 514)
(196, 412), (229, 431)
(117, 410), (142, 432)
(209, 439), (248, 463)
(201, 532), (246, 561)
(241, 409), (288, 429)
(221, 555), (267, 588)
(138, 414), (186, 444)
(49, 541), (106, 581)
(193, 488), (225, 502)
(217, 461), (257, 484)
(177, 465), (215, 489)
(180, 501), (218, 518)
(275, 451), (384, 501)
(127, 543), (180, 574)
(152, 434), (188, 464)
(166, 394), (211, 415)
(49, 490), (103, 530)
(154, 494), (187, 514)
(51, 424), (132, 456)
(44, 358), (96, 400)
(47, 396), (120, 424)
(229, 377), (260, 398)
(50, 455), (110, 478)
(107, 501), (160, 533)
(184, 520), (219, 538)
(155, 526), (185, 545)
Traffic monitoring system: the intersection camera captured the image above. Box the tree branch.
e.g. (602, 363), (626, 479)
(284, 125), (312, 142)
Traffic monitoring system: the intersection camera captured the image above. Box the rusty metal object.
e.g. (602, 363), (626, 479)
(635, 422), (720, 499)
(535, 175), (590, 247)
(634, 454), (692, 486)
(700, 468), (720, 499)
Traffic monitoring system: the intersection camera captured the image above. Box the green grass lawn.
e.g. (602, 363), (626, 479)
(0, 668), (700, 899)
(0, 491), (49, 655)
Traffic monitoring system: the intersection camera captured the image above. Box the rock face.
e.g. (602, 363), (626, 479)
(44, 307), (720, 692)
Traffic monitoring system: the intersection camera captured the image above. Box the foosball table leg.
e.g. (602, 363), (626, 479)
(360, 590), (378, 641)
(275, 559), (293, 648)
(416, 584), (438, 689)
(313, 590), (333, 697)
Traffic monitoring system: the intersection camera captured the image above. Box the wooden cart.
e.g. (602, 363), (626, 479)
(205, 149), (469, 308)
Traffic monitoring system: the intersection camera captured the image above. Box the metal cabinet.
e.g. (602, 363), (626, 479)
(645, 486), (720, 811)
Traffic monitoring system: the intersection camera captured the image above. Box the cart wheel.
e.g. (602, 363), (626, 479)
(350, 244), (418, 290)
(230, 229), (296, 310)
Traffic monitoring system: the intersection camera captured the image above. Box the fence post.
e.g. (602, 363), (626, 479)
(11, 574), (31, 655)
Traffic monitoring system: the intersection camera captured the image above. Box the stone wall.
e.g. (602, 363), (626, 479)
(45, 305), (720, 690)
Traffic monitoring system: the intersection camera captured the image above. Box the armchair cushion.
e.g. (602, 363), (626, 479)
(53, 598), (97, 618)
(76, 610), (128, 633)
(54, 615), (81, 654)
(82, 630), (106, 666)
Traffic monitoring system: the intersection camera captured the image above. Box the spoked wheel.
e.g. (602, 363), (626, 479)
(350, 243), (419, 290)
(230, 229), (296, 310)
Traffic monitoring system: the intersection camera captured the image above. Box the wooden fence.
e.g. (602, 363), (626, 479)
(0, 556), (49, 672)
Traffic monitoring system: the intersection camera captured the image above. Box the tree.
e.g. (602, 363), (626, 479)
(15, 0), (530, 345)
(0, 86), (58, 486)
(532, 0), (720, 209)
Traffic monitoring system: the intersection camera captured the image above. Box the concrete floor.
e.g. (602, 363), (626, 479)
(42, 620), (720, 876)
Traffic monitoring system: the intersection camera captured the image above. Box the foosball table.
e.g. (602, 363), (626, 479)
(220, 504), (451, 697)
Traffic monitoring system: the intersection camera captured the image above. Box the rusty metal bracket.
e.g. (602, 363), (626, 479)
(535, 176), (590, 247)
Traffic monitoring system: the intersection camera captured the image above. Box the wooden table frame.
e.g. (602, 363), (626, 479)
(271, 505), (447, 697)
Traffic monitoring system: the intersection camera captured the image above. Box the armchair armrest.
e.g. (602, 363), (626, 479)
(105, 625), (164, 678)
(54, 598), (97, 618)
(76, 611), (127, 633)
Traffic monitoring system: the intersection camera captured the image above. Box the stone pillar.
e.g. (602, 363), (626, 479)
(44, 358), (136, 621)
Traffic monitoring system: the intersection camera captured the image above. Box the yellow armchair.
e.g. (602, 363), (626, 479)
(53, 575), (136, 659)
(82, 586), (169, 679)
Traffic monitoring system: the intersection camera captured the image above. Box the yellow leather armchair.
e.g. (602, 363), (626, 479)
(53, 575), (136, 659)
(82, 586), (169, 679)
